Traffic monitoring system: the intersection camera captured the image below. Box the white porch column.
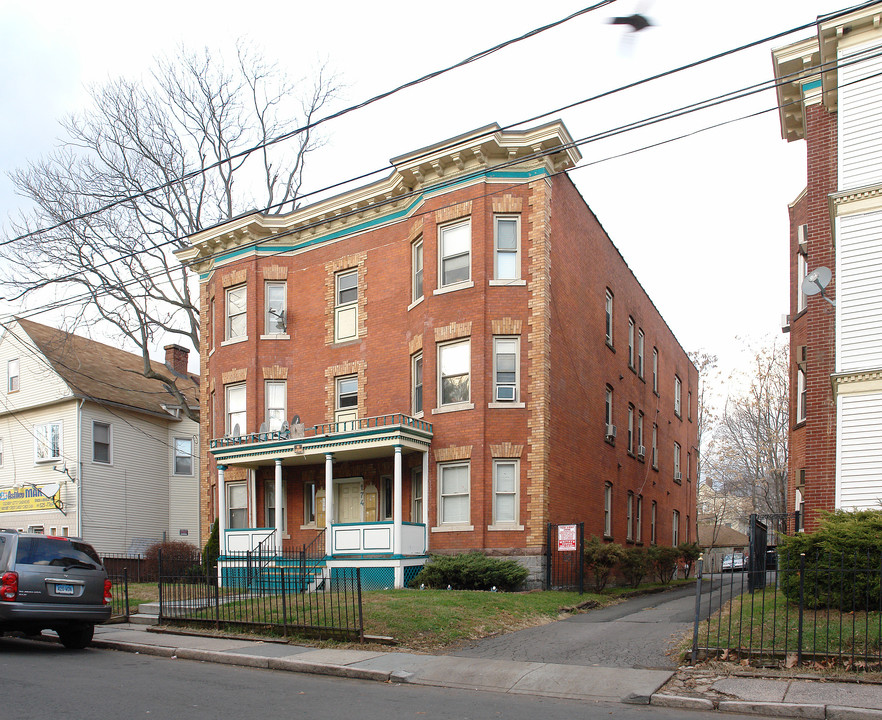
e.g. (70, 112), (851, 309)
(324, 453), (334, 556)
(217, 465), (227, 555)
(274, 459), (283, 552)
(393, 445), (403, 558)
(422, 450), (429, 553)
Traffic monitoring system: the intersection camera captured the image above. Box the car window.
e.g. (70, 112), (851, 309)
(15, 537), (101, 569)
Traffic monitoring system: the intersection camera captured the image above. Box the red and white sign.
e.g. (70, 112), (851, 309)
(557, 524), (577, 552)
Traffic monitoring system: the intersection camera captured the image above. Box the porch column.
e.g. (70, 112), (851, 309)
(274, 459), (283, 552)
(325, 453), (334, 556)
(393, 445), (403, 557)
(217, 464), (227, 555)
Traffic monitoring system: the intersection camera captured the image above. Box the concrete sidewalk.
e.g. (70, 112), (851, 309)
(82, 623), (882, 718)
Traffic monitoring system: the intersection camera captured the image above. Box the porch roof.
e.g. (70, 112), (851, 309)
(210, 414), (432, 469)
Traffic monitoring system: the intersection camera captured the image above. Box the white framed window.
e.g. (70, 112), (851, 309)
(651, 500), (657, 544)
(7, 358), (19, 393)
(438, 219), (471, 288)
(796, 367), (806, 423)
(637, 329), (645, 378)
(674, 375), (682, 417)
(225, 383), (246, 436)
(626, 491), (634, 541)
(173, 437), (193, 476)
(225, 284), (247, 341)
(493, 337), (519, 403)
(439, 461), (470, 525)
(412, 237), (424, 302)
(637, 411), (644, 456)
(627, 404), (634, 454)
(672, 509), (680, 546)
(264, 479), (285, 530)
(93, 421), (112, 465)
(227, 482), (247, 530)
(438, 339), (470, 406)
(605, 290), (614, 345)
(492, 459), (519, 526)
(210, 297), (216, 352)
(652, 348), (659, 394)
(334, 269), (358, 342)
(34, 421), (61, 463)
(265, 281), (287, 335)
(628, 317), (635, 369)
(380, 476), (393, 521)
(335, 375), (358, 425)
(494, 215), (520, 281)
(604, 482), (613, 537)
(304, 481), (317, 526)
(652, 423), (658, 469)
(674, 442), (681, 482)
(686, 451), (691, 482)
(412, 353), (423, 416)
(797, 252), (808, 313)
(605, 386), (613, 429)
(411, 468), (423, 523)
(687, 391), (692, 421)
(636, 495), (643, 542)
(265, 380), (286, 431)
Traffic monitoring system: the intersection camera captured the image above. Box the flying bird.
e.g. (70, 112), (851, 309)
(608, 13), (653, 32)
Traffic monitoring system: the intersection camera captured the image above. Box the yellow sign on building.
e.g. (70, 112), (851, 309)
(0, 485), (61, 513)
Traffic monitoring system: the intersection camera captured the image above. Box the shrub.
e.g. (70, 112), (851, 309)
(203, 519), (220, 570)
(583, 536), (624, 592)
(144, 540), (203, 580)
(678, 542), (701, 578)
(778, 510), (882, 610)
(620, 547), (649, 587)
(647, 545), (680, 584)
(410, 552), (528, 591)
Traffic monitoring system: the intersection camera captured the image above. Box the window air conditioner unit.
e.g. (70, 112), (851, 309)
(674, 471), (682, 481)
(781, 313), (790, 334)
(797, 224), (808, 255)
(495, 386), (516, 402)
(606, 424), (617, 440)
(637, 445), (646, 459)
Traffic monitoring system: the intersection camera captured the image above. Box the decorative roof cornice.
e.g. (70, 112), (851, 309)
(831, 368), (882, 398)
(829, 182), (882, 216)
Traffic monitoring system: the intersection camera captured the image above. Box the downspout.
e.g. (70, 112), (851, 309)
(76, 397), (85, 539)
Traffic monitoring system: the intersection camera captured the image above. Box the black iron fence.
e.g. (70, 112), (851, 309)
(157, 549), (363, 642)
(106, 568), (130, 621)
(102, 553), (149, 582)
(546, 522), (584, 592)
(692, 551), (882, 669)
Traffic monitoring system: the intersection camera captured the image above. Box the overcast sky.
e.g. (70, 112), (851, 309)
(0, 0), (851, 389)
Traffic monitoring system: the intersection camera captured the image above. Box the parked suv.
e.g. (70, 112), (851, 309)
(0, 530), (111, 648)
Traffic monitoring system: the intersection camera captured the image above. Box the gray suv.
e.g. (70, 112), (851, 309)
(0, 530), (112, 648)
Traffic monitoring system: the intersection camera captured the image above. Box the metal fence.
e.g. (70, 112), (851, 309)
(546, 523), (585, 592)
(157, 549), (363, 642)
(106, 568), (130, 621)
(692, 551), (882, 669)
(102, 553), (150, 582)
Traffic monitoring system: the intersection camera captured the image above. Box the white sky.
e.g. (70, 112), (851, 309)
(0, 0), (850, 388)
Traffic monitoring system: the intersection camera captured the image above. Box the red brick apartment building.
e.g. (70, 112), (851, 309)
(177, 121), (697, 588)
(774, 5), (882, 532)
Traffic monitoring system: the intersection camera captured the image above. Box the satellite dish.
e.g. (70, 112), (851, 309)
(802, 266), (832, 296)
(42, 482), (60, 498)
(281, 421), (289, 431)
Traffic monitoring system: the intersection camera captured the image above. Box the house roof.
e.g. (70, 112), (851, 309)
(15, 318), (198, 418)
(697, 524), (749, 549)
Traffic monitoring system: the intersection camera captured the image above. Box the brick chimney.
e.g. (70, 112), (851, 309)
(164, 344), (190, 376)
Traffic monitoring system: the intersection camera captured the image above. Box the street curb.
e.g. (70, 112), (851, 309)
(174, 648), (270, 669)
(266, 657), (392, 682)
(650, 694), (715, 710)
(718, 701), (826, 718)
(90, 640), (176, 658)
(827, 708), (882, 720)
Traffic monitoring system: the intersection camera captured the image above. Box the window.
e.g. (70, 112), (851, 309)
(264, 479), (285, 529)
(7, 358), (19, 393)
(652, 348), (658, 394)
(626, 491), (634, 541)
(411, 468), (423, 523)
(34, 422), (61, 462)
(265, 282), (286, 335)
(686, 515), (690, 543)
(637, 329), (645, 378)
(174, 437), (193, 475)
(493, 337), (519, 402)
(225, 384), (246, 436)
(227, 483), (247, 529)
(674, 376), (682, 417)
(334, 269), (358, 342)
(686, 451), (691, 482)
(636, 495), (643, 542)
(412, 353), (423, 416)
(795, 470), (805, 532)
(605, 386), (614, 440)
(796, 367), (806, 423)
(439, 219), (471, 288)
(651, 501), (657, 544)
(637, 411), (644, 456)
(651, 423), (658, 468)
(492, 460), (519, 525)
(604, 483), (613, 537)
(797, 252), (808, 313)
(412, 238), (424, 302)
(381, 476), (393, 521)
(627, 404), (634, 453)
(494, 215), (520, 280)
(304, 481), (317, 525)
(335, 375), (358, 424)
(225, 285), (247, 341)
(438, 340), (470, 406)
(93, 421), (111, 464)
(672, 510), (680, 546)
(687, 391), (692, 421)
(210, 297), (216, 351)
(0, 438), (4, 467)
(265, 381), (286, 431)
(605, 290), (614, 345)
(673, 442), (681, 482)
(628, 318), (635, 369)
(439, 462), (470, 525)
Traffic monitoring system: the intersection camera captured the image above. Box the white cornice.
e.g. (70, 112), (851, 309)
(829, 182), (882, 218)
(831, 368), (882, 398)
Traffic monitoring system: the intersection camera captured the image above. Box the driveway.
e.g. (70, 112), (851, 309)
(449, 578), (745, 670)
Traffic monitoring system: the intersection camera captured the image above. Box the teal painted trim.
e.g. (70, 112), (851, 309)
(330, 521), (426, 528)
(802, 79), (822, 92)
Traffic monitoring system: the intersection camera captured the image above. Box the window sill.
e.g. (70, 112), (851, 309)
(794, 419), (806, 429)
(488, 401), (525, 409)
(652, 465), (659, 472)
(605, 437), (615, 446)
(636, 455), (646, 463)
(489, 279), (526, 287)
(488, 524), (524, 532)
(434, 280), (474, 296)
(606, 340), (615, 352)
(407, 296), (424, 312)
(300, 524), (318, 531)
(673, 478), (682, 486)
(260, 334), (290, 341)
(208, 348), (215, 358)
(432, 402), (475, 415)
(221, 337), (248, 347)
(333, 336), (361, 346)
(93, 461), (113, 467)
(412, 411), (424, 419)
(431, 524), (474, 533)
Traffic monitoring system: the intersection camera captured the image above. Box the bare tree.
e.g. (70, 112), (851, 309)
(1, 43), (339, 421)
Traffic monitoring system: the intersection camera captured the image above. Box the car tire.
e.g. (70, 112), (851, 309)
(57, 623), (94, 650)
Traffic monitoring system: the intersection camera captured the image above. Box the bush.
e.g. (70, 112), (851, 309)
(203, 519), (220, 569)
(144, 540), (203, 579)
(620, 547), (649, 587)
(678, 542), (701, 578)
(778, 510), (882, 610)
(411, 552), (528, 591)
(583, 536), (624, 591)
(647, 545), (680, 584)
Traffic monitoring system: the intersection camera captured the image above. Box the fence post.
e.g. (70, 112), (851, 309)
(214, 564), (220, 630)
(546, 523), (553, 590)
(356, 567), (364, 644)
(691, 555), (704, 664)
(797, 552), (806, 666)
(158, 548), (163, 621)
(281, 566), (288, 639)
(124, 567), (130, 622)
(578, 522), (584, 595)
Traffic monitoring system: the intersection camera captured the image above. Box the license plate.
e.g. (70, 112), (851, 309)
(55, 584), (75, 595)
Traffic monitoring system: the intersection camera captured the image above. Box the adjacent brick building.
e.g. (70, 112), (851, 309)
(178, 121), (697, 587)
(774, 4), (882, 531)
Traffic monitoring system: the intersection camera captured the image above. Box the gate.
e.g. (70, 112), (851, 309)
(546, 522), (584, 593)
(747, 514), (768, 592)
